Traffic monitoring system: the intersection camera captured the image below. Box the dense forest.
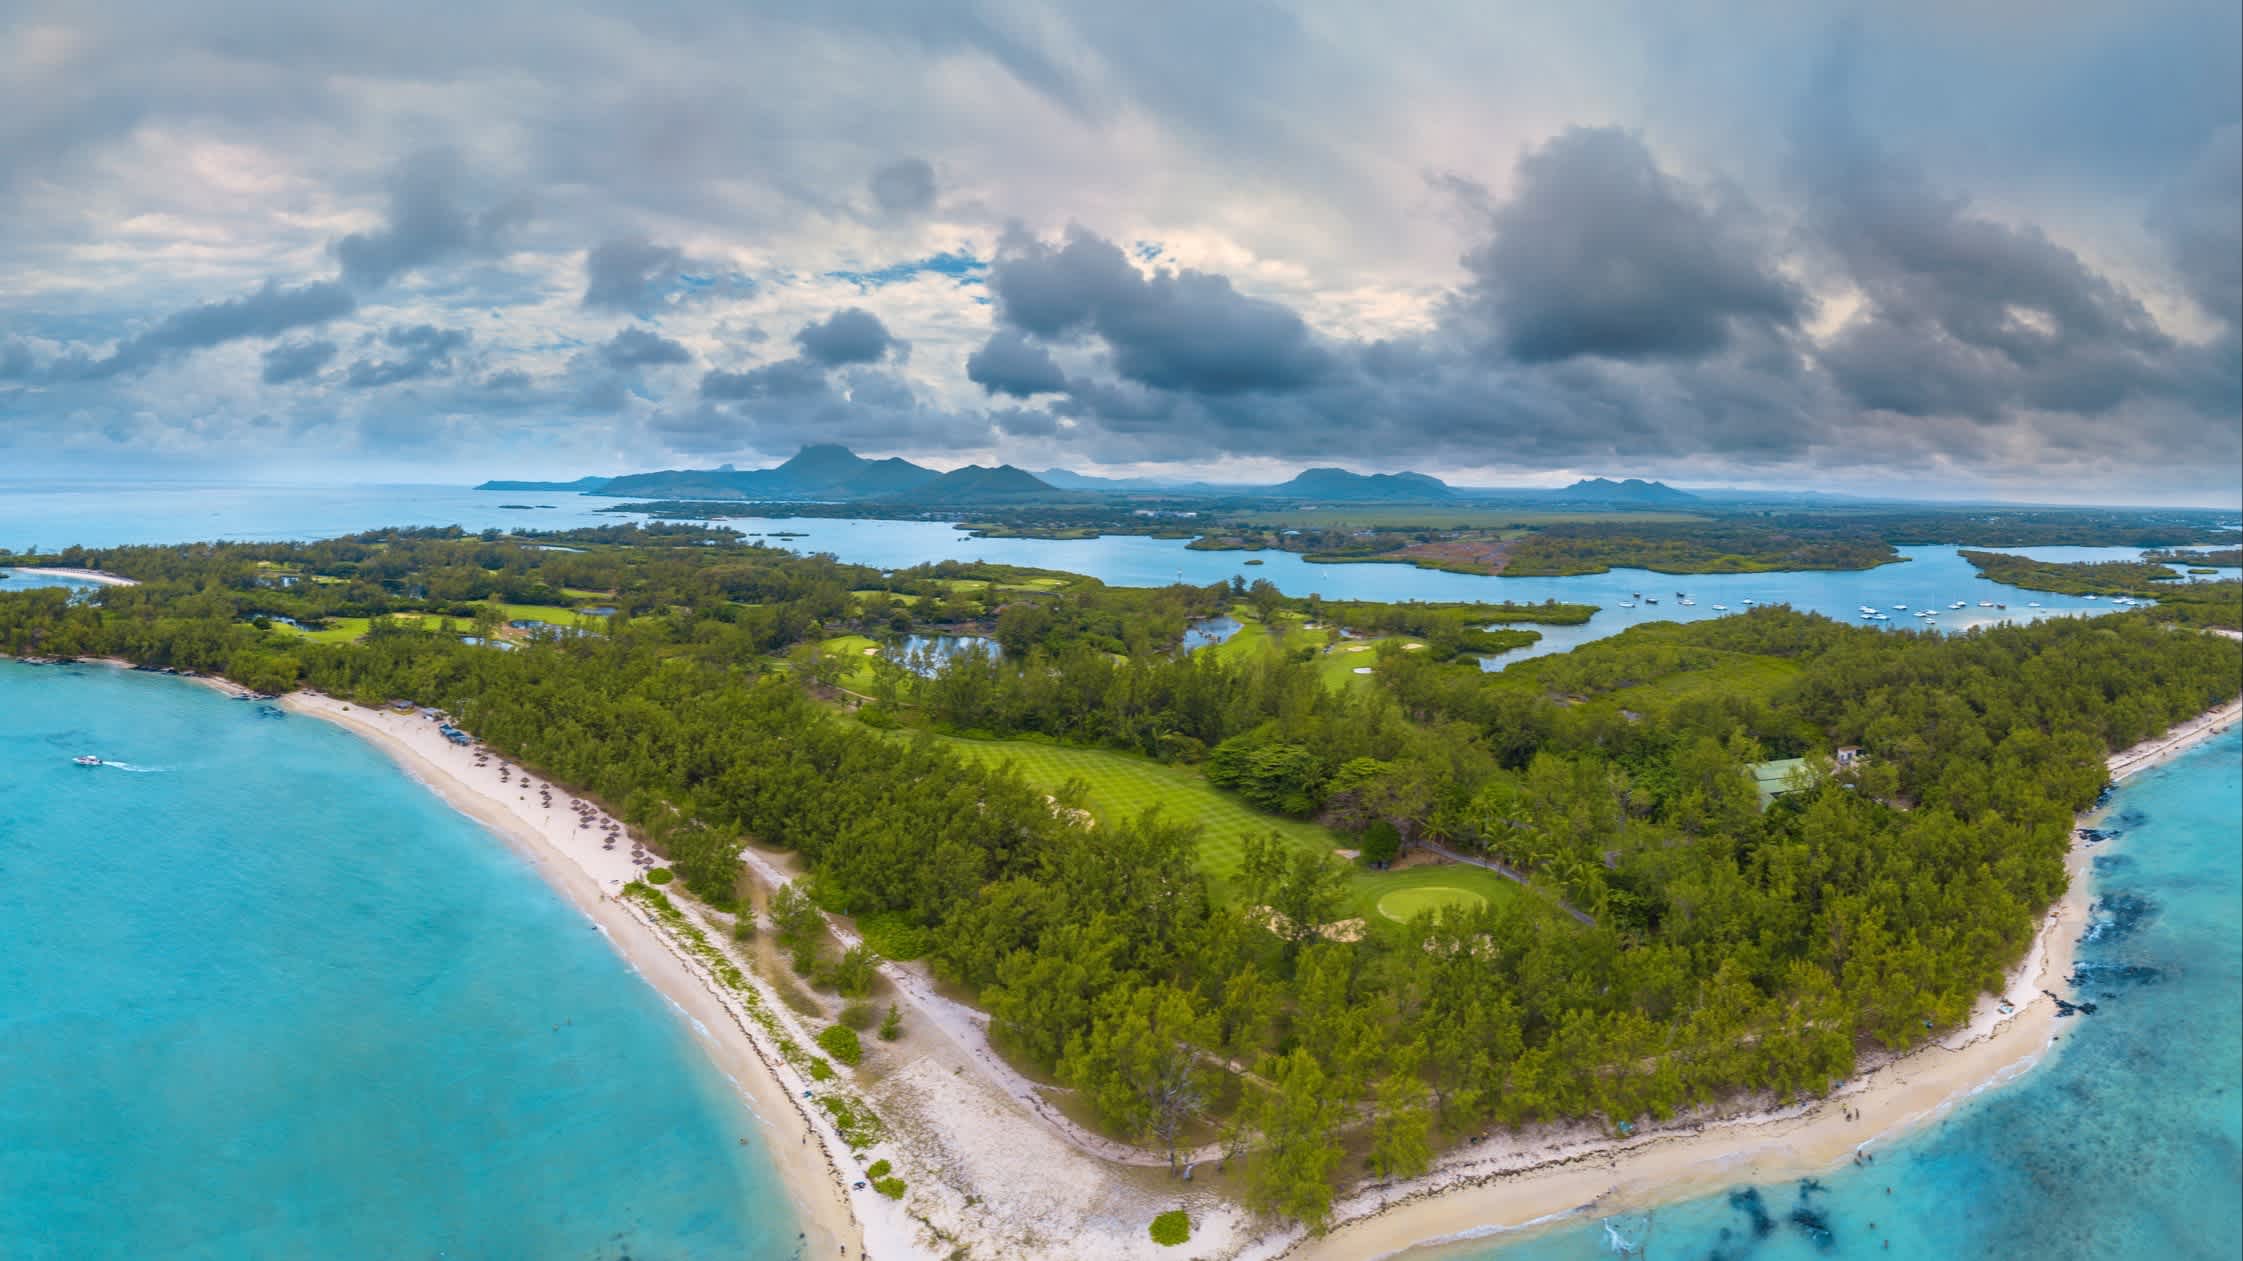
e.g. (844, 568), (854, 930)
(3, 530), (2237, 1231)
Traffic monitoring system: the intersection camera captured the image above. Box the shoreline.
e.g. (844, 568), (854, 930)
(24, 654), (2234, 1259)
(1273, 693), (2242, 1261)
(274, 692), (886, 1258)
(4, 566), (140, 586)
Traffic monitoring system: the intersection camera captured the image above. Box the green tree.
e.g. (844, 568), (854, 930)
(1244, 1048), (1346, 1230)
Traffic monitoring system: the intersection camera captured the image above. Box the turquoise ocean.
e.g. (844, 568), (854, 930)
(0, 661), (805, 1259)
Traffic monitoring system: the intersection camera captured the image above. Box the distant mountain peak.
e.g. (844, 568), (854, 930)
(1272, 466), (1454, 500)
(1555, 477), (1697, 504)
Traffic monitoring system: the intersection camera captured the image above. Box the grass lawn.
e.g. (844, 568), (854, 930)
(1202, 607), (1406, 692)
(1360, 866), (1507, 922)
(560, 587), (613, 599)
(925, 732), (1524, 922)
(813, 634), (883, 690)
(267, 616), (373, 644)
(930, 734), (1350, 889)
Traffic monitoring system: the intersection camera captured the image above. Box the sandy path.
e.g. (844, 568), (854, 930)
(279, 695), (892, 1258)
(738, 848), (1226, 1171)
(1267, 691), (2243, 1261)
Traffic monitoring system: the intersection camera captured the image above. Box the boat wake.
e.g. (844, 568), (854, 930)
(98, 761), (165, 773)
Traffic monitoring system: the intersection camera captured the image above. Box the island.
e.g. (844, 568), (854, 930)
(5, 526), (2235, 1259)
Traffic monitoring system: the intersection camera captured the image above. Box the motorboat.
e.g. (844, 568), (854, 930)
(1679, 598), (1696, 607)
(1978, 600), (1993, 608)
(1892, 603), (1907, 610)
(1711, 604), (1728, 611)
(1619, 601), (1635, 609)
(2028, 601), (2042, 608)
(73, 755), (102, 767)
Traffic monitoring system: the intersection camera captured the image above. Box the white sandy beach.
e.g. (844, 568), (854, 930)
(7, 566), (140, 586)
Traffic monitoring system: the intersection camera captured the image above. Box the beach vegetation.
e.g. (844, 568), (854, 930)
(865, 1159), (891, 1178)
(830, 944), (878, 997)
(645, 866), (673, 885)
(816, 1024), (863, 1066)
(873, 1176), (906, 1199)
(839, 1000), (877, 1030)
(878, 1004), (903, 1041)
(1149, 1209), (1191, 1246)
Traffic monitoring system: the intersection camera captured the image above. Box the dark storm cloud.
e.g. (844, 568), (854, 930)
(85, 280), (358, 379)
(869, 158), (937, 214)
(2150, 123), (2242, 329)
(794, 307), (903, 366)
(988, 227), (1331, 393)
(333, 150), (529, 290)
(344, 324), (470, 388)
(966, 328), (1067, 396)
(1457, 127), (1805, 364)
(1794, 80), (2190, 422)
(260, 339), (338, 384)
(598, 327), (693, 369)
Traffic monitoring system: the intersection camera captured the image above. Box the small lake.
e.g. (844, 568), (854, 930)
(890, 633), (1000, 675)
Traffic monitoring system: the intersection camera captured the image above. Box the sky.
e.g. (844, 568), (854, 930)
(2, 2), (2238, 504)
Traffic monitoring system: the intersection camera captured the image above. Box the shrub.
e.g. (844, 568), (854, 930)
(731, 915), (757, 942)
(856, 910), (933, 961)
(807, 1058), (834, 1082)
(840, 1000), (877, 1031)
(789, 944), (821, 978)
(1149, 1210), (1191, 1247)
(816, 1024), (863, 1066)
(878, 1004), (903, 1041)
(865, 1159), (891, 1179)
(646, 867), (674, 885)
(1359, 820), (1401, 866)
(873, 1177), (905, 1199)
(832, 944), (878, 997)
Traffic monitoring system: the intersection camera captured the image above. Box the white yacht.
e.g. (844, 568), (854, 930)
(1711, 604), (1728, 611)
(73, 755), (101, 767)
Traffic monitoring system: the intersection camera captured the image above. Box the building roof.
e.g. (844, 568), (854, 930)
(1747, 757), (1811, 808)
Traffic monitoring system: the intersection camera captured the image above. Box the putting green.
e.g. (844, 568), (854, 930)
(1374, 885), (1487, 922)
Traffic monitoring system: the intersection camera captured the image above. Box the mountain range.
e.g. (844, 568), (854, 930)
(476, 446), (1695, 506)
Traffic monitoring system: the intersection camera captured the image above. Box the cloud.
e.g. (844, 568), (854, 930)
(794, 307), (903, 365)
(869, 158), (937, 214)
(344, 324), (470, 388)
(1457, 127), (1805, 364)
(260, 339), (338, 384)
(967, 328), (1067, 396)
(86, 280), (358, 379)
(333, 150), (528, 290)
(989, 226), (1331, 393)
(700, 356), (830, 401)
(2150, 123), (2242, 329)
(598, 326), (693, 369)
(583, 237), (688, 313)
(1794, 76), (2185, 422)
